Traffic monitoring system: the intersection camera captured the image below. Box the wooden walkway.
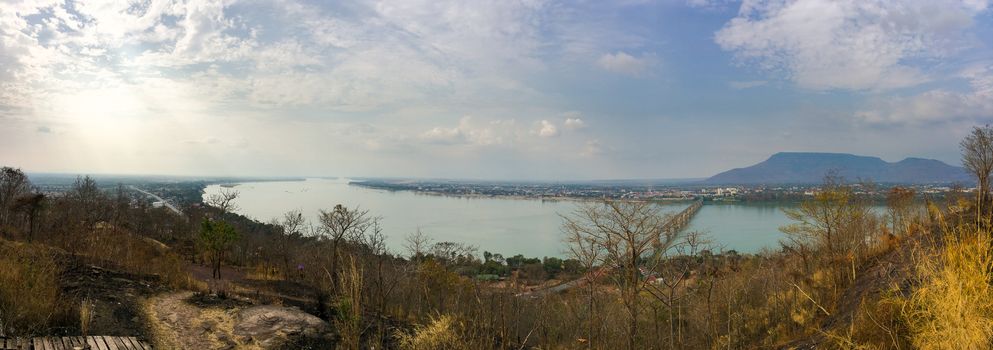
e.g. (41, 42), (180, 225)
(0, 337), (150, 350)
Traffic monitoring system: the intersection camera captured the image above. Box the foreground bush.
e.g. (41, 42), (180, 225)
(397, 315), (467, 350)
(903, 228), (993, 349)
(0, 240), (67, 336)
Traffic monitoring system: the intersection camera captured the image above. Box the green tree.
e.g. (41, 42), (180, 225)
(199, 218), (240, 279)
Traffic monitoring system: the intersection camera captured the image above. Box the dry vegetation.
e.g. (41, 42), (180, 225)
(2, 126), (993, 349)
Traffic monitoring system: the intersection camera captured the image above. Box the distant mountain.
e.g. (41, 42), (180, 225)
(705, 152), (972, 185)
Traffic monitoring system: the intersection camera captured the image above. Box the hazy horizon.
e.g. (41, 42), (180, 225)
(15, 149), (968, 182)
(3, 0), (992, 180)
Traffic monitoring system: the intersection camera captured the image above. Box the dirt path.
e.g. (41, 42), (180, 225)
(144, 291), (261, 350)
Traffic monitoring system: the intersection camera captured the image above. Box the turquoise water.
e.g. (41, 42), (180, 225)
(204, 179), (796, 257)
(682, 203), (793, 253)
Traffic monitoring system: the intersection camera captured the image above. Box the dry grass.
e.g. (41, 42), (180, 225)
(80, 227), (199, 290)
(245, 264), (283, 281)
(396, 314), (467, 350)
(901, 228), (993, 349)
(0, 239), (68, 336)
(79, 298), (93, 336)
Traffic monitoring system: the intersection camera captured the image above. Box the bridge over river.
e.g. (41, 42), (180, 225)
(516, 200), (703, 298)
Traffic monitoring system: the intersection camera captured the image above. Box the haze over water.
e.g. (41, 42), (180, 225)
(205, 178), (795, 257)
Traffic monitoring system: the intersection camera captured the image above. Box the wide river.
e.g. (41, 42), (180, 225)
(204, 178), (796, 258)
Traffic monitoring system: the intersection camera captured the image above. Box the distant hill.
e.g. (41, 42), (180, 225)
(705, 152), (972, 185)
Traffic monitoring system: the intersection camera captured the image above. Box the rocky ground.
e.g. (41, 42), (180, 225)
(145, 291), (331, 350)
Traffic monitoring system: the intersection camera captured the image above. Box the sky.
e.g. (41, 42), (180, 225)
(1, 0), (992, 180)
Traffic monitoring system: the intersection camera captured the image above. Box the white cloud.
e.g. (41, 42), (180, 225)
(419, 117), (520, 146)
(0, 0), (672, 179)
(856, 64), (993, 124)
(537, 120), (559, 138)
(581, 139), (605, 157)
(564, 117), (586, 130)
(715, 0), (991, 90)
(597, 51), (657, 77)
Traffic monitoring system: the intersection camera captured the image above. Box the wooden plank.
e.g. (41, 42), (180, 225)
(85, 337), (103, 350)
(125, 337), (144, 350)
(117, 338), (132, 350)
(111, 338), (129, 350)
(98, 337), (113, 350)
(57, 337), (71, 350)
(117, 338), (135, 350)
(71, 337), (84, 349)
(100, 337), (119, 350)
(133, 338), (150, 350)
(91, 337), (107, 350)
(115, 337), (130, 350)
(134, 338), (149, 350)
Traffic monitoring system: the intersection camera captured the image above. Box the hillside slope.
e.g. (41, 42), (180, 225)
(705, 152), (970, 184)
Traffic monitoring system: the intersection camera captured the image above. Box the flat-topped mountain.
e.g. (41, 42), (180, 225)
(705, 152), (971, 184)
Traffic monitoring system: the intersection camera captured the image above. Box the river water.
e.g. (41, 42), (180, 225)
(203, 178), (796, 258)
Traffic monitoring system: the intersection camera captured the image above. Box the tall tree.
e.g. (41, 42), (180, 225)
(781, 174), (876, 288)
(562, 200), (682, 350)
(961, 125), (993, 220)
(13, 192), (45, 242)
(318, 204), (372, 293)
(206, 188), (240, 213)
(0, 167), (32, 228)
(886, 187), (916, 234)
(199, 218), (240, 279)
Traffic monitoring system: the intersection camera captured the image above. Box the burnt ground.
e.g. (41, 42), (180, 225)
(59, 259), (172, 340)
(185, 263), (327, 318)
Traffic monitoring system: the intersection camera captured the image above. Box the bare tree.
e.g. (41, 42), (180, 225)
(563, 213), (606, 349)
(274, 210), (306, 279)
(644, 230), (712, 349)
(781, 174), (876, 290)
(961, 125), (993, 221)
(404, 228), (432, 260)
(318, 204), (372, 293)
(0, 167), (31, 228)
(886, 187), (916, 234)
(13, 192), (45, 242)
(562, 200), (683, 350)
(206, 188), (240, 213)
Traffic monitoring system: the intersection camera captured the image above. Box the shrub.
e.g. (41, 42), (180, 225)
(0, 240), (66, 336)
(902, 230), (993, 349)
(396, 315), (466, 350)
(80, 227), (198, 290)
